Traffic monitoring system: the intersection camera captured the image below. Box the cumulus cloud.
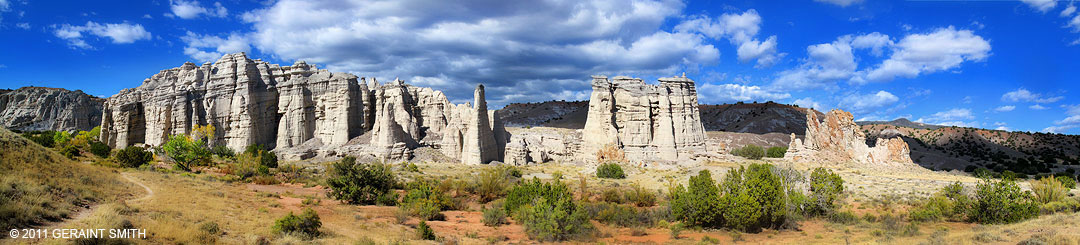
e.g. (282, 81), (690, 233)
(994, 105), (1015, 112)
(793, 97), (823, 110)
(697, 83), (790, 104)
(53, 21), (152, 49)
(838, 90), (899, 114)
(1001, 88), (1064, 103)
(15, 22), (29, 29)
(813, 0), (863, 7)
(675, 9), (784, 68)
(1021, 0), (1057, 13)
(1063, 5), (1077, 17)
(1030, 104), (1048, 110)
(916, 108), (977, 127)
(860, 27), (990, 83)
(181, 31), (250, 62)
(1046, 104), (1080, 133)
(773, 27), (989, 89)
(233, 0), (723, 106)
(170, 0), (227, 19)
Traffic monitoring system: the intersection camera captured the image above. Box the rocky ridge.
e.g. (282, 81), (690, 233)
(0, 87), (104, 132)
(100, 53), (506, 164)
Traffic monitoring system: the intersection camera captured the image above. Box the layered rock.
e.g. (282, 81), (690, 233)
(100, 53), (366, 151)
(0, 87), (104, 132)
(785, 108), (913, 165)
(504, 127), (581, 165)
(581, 75), (707, 162)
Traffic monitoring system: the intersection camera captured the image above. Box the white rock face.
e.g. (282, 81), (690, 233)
(0, 87), (104, 132)
(504, 127), (581, 165)
(100, 53), (366, 151)
(785, 108), (914, 165)
(581, 75), (708, 162)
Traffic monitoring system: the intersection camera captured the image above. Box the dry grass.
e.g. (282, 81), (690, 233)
(0, 128), (137, 231)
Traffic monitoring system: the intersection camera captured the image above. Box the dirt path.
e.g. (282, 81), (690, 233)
(43, 172), (153, 229)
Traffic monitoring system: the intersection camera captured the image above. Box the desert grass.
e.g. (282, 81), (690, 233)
(0, 128), (138, 231)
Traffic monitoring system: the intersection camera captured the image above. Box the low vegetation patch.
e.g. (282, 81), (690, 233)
(505, 178), (592, 241)
(272, 208), (322, 240)
(968, 177), (1039, 224)
(766, 146), (787, 158)
(326, 156), (397, 205)
(596, 162), (626, 179)
(731, 145), (765, 160)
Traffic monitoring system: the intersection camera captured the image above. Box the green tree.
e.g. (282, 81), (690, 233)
(162, 134), (210, 171)
(669, 170), (722, 227)
(326, 156), (397, 205)
(719, 164), (786, 232)
(808, 168), (845, 215)
(968, 177), (1039, 224)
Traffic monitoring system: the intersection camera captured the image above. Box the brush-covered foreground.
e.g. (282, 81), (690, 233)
(2, 129), (1079, 244)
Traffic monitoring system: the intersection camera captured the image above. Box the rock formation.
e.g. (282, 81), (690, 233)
(0, 87), (104, 132)
(786, 108), (913, 165)
(101, 53), (366, 152)
(581, 75), (707, 162)
(503, 127), (581, 165)
(101, 52), (507, 163)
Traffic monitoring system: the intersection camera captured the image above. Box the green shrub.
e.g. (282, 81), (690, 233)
(89, 141), (111, 157)
(719, 163), (787, 232)
(505, 178), (591, 241)
(482, 201), (508, 226)
(211, 145), (234, 158)
(968, 178), (1039, 224)
(584, 202), (665, 228)
(1055, 175), (1076, 189)
(326, 156), (397, 205)
(376, 192), (398, 206)
(624, 184), (657, 207)
(53, 131), (72, 146)
(1031, 177), (1067, 204)
(602, 188), (623, 204)
(114, 146), (153, 168)
(475, 166), (513, 203)
(731, 145), (765, 160)
(21, 131), (56, 147)
(272, 208), (321, 239)
(808, 167), (844, 215)
(826, 210), (858, 224)
(908, 182), (969, 222)
(766, 146), (787, 158)
(162, 135), (210, 171)
(416, 221), (436, 240)
(60, 145), (80, 159)
(244, 144), (277, 168)
(1039, 198), (1080, 214)
(596, 162), (626, 179)
(669, 170), (722, 227)
(400, 180), (452, 221)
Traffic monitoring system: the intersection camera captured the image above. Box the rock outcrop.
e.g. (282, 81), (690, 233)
(786, 108), (913, 165)
(100, 53), (366, 151)
(101, 52), (507, 164)
(581, 75), (707, 162)
(503, 127), (581, 165)
(0, 87), (104, 132)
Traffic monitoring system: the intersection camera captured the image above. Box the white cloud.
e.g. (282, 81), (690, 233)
(861, 27), (991, 83)
(1063, 104), (1080, 115)
(917, 108), (977, 127)
(239, 0), (721, 106)
(15, 22), (28, 29)
(994, 105), (1015, 112)
(675, 9), (783, 68)
(53, 21), (152, 49)
(170, 0), (227, 19)
(793, 97), (823, 110)
(996, 126), (1011, 131)
(1021, 0), (1057, 13)
(771, 32), (887, 89)
(698, 83), (790, 104)
(1046, 105), (1080, 134)
(181, 31), (250, 62)
(1044, 125), (1077, 133)
(838, 90), (899, 114)
(1058, 115), (1080, 125)
(1001, 88), (1064, 103)
(814, 0), (863, 7)
(1063, 5), (1077, 17)
(1030, 104), (1048, 110)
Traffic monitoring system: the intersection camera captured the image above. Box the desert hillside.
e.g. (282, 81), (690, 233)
(0, 127), (136, 231)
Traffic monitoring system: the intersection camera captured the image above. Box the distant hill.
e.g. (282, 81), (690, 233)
(497, 100), (823, 136)
(0, 86), (105, 132)
(698, 101), (823, 135)
(857, 118), (943, 130)
(861, 124), (1080, 177)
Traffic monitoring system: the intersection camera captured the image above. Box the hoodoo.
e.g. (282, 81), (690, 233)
(581, 75), (707, 162)
(100, 52), (507, 163)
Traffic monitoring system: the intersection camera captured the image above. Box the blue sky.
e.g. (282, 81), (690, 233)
(1, 0), (1079, 134)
